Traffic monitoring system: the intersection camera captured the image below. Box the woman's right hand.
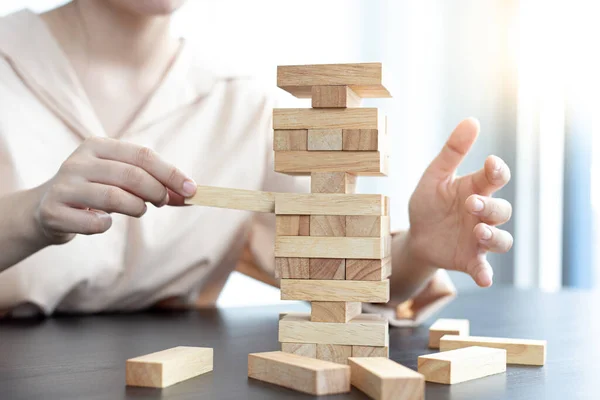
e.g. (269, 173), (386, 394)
(33, 137), (197, 244)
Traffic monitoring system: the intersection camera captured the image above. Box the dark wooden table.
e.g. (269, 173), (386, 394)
(0, 286), (596, 400)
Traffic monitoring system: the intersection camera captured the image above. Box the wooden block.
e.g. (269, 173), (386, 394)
(317, 344), (352, 365)
(311, 301), (362, 323)
(352, 346), (389, 358)
(418, 347), (506, 384)
(439, 335), (547, 366)
(310, 215), (346, 236)
(126, 346), (213, 388)
(307, 129), (343, 151)
(348, 357), (424, 400)
(275, 151), (388, 176)
(343, 129), (379, 151)
(273, 108), (382, 130)
(275, 236), (390, 259)
(248, 351), (350, 395)
(311, 172), (356, 193)
(275, 193), (387, 216)
(428, 319), (470, 349)
(275, 257), (309, 279)
(277, 63), (391, 98)
(281, 343), (317, 358)
(281, 279), (389, 303)
(346, 257), (392, 281)
(273, 129), (308, 151)
(276, 215), (310, 236)
(279, 313), (388, 346)
(312, 85), (361, 108)
(185, 185), (275, 213)
(346, 216), (390, 237)
(309, 258), (345, 279)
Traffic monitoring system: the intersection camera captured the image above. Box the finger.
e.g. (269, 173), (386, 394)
(426, 118), (480, 178)
(465, 195), (512, 226)
(44, 205), (113, 235)
(166, 188), (187, 206)
(470, 155), (511, 196)
(473, 223), (514, 253)
(60, 182), (148, 218)
(465, 254), (494, 287)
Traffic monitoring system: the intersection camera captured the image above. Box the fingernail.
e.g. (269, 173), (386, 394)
(480, 226), (493, 240)
(472, 198), (484, 212)
(477, 268), (493, 287)
(182, 180), (197, 197)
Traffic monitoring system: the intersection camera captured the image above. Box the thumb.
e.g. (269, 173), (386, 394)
(426, 118), (480, 178)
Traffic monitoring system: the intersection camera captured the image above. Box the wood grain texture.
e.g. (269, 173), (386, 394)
(281, 343), (317, 358)
(428, 319), (470, 349)
(348, 357), (424, 400)
(418, 347), (507, 384)
(273, 108), (382, 130)
(310, 215), (346, 236)
(439, 335), (547, 366)
(317, 344), (352, 365)
(275, 151), (388, 176)
(275, 258), (309, 279)
(247, 351), (350, 395)
(309, 258), (345, 280)
(312, 86), (361, 108)
(352, 346), (389, 358)
(310, 172), (356, 193)
(346, 257), (392, 281)
(279, 313), (389, 346)
(342, 129), (379, 151)
(185, 186), (275, 213)
(276, 215), (310, 236)
(126, 346), (213, 388)
(311, 301), (362, 323)
(346, 216), (390, 237)
(275, 193), (387, 216)
(275, 236), (390, 259)
(307, 129), (343, 150)
(273, 130), (308, 151)
(280, 279), (389, 303)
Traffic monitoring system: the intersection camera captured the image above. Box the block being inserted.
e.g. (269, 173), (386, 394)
(312, 85), (362, 108)
(311, 172), (356, 194)
(428, 319), (470, 349)
(281, 343), (317, 358)
(310, 215), (346, 236)
(308, 129), (343, 150)
(273, 129), (307, 151)
(126, 346), (213, 388)
(276, 215), (310, 236)
(248, 351), (350, 395)
(418, 346), (506, 384)
(309, 258), (345, 280)
(317, 344), (352, 365)
(281, 279), (389, 303)
(352, 346), (389, 358)
(311, 301), (362, 323)
(275, 258), (309, 279)
(346, 258), (392, 281)
(348, 357), (424, 400)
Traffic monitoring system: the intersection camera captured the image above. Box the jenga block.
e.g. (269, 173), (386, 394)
(312, 85), (361, 108)
(185, 186), (275, 213)
(317, 344), (352, 365)
(275, 151), (388, 176)
(418, 347), (507, 384)
(310, 215), (346, 236)
(273, 129), (308, 151)
(126, 346), (213, 388)
(309, 258), (345, 279)
(311, 172), (356, 193)
(348, 357), (424, 400)
(275, 236), (390, 259)
(428, 319), (470, 349)
(311, 301), (362, 323)
(346, 216), (390, 237)
(275, 257), (309, 279)
(275, 193), (387, 216)
(343, 129), (379, 151)
(346, 257), (392, 281)
(352, 346), (389, 358)
(273, 108), (382, 130)
(277, 63), (391, 98)
(281, 343), (317, 358)
(439, 335), (547, 366)
(248, 351), (350, 395)
(276, 215), (310, 236)
(307, 129), (343, 150)
(279, 313), (388, 346)
(281, 279), (389, 303)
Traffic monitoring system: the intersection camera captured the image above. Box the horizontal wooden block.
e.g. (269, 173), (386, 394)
(346, 216), (390, 237)
(343, 129), (379, 151)
(311, 172), (356, 193)
(309, 258), (345, 279)
(352, 346), (389, 358)
(311, 301), (362, 323)
(281, 343), (317, 358)
(418, 346), (506, 384)
(126, 346), (213, 388)
(273, 108), (383, 130)
(275, 151), (388, 176)
(276, 193), (387, 216)
(248, 351), (350, 395)
(275, 258), (309, 279)
(277, 63), (391, 98)
(428, 319), (470, 349)
(276, 215), (310, 236)
(279, 313), (389, 346)
(312, 85), (361, 108)
(308, 129), (343, 150)
(317, 344), (352, 365)
(273, 129), (307, 151)
(346, 257), (392, 281)
(348, 357), (424, 400)
(185, 186), (275, 213)
(310, 215), (346, 236)
(275, 236), (390, 259)
(439, 335), (547, 366)
(281, 279), (389, 303)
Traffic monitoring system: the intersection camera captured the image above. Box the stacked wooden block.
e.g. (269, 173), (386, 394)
(274, 63), (392, 365)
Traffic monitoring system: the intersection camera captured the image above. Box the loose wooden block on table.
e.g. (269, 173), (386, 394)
(275, 193), (388, 216)
(276, 215), (310, 236)
(273, 129), (307, 151)
(275, 258), (309, 279)
(281, 279), (389, 302)
(428, 318), (470, 349)
(126, 346), (213, 388)
(310, 215), (346, 236)
(311, 301), (362, 323)
(311, 172), (356, 193)
(352, 346), (389, 358)
(346, 216), (390, 237)
(281, 343), (317, 358)
(312, 85), (361, 108)
(309, 258), (345, 280)
(317, 344), (353, 365)
(248, 351), (350, 395)
(343, 129), (379, 151)
(418, 346), (506, 384)
(276, 236), (390, 259)
(185, 186), (275, 213)
(273, 108), (383, 130)
(307, 129), (343, 150)
(275, 151), (388, 176)
(348, 357), (424, 400)
(346, 257), (392, 281)
(279, 313), (388, 346)
(439, 335), (547, 366)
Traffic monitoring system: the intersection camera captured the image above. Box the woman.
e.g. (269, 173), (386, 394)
(0, 0), (513, 317)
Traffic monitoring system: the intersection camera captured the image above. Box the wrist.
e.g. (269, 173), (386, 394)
(13, 185), (52, 250)
(404, 228), (436, 272)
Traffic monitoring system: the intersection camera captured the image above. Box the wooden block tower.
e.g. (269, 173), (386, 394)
(274, 63), (392, 365)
